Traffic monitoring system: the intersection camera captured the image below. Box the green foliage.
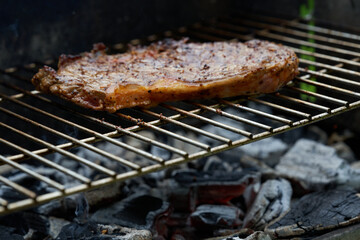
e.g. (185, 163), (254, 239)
(299, 0), (316, 102)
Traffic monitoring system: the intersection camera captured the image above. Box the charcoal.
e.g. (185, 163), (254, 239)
(190, 204), (242, 229)
(331, 141), (356, 163)
(173, 169), (257, 185)
(275, 139), (360, 192)
(0, 185), (26, 202)
(35, 197), (77, 219)
(200, 106), (275, 145)
(1, 165), (77, 198)
(199, 112), (246, 143)
(312, 222), (360, 240)
(305, 125), (328, 144)
(352, 161), (360, 169)
(0, 225), (24, 240)
(203, 156), (233, 172)
(172, 131), (200, 155)
(173, 169), (260, 204)
(33, 166), (76, 187)
(0, 167), (67, 202)
(0, 212), (28, 235)
(84, 181), (123, 208)
(216, 137), (288, 167)
(239, 137), (288, 164)
(23, 212), (49, 238)
(212, 228), (250, 238)
(266, 190), (360, 238)
(8, 170), (49, 191)
(276, 127), (305, 144)
(243, 178), (292, 230)
(91, 193), (170, 230)
(241, 231), (271, 240)
(56, 221), (152, 240)
(168, 187), (197, 212)
(48, 217), (71, 239)
(151, 145), (171, 160)
(206, 230), (271, 240)
(36, 182), (123, 219)
(239, 156), (274, 174)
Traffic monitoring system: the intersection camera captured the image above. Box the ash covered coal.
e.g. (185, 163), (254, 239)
(243, 179), (292, 231)
(275, 138), (360, 193)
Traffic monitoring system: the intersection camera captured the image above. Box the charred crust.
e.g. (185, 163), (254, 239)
(92, 43), (107, 53)
(31, 66), (58, 93)
(58, 54), (82, 68)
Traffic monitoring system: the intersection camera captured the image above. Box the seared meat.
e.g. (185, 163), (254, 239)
(32, 39), (299, 112)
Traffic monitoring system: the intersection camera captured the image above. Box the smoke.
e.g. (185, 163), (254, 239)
(74, 193), (89, 225)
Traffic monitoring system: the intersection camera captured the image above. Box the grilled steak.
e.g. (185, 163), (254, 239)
(32, 39), (299, 112)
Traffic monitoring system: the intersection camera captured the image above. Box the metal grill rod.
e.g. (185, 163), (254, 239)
(0, 107), (119, 176)
(0, 175), (36, 200)
(273, 93), (331, 113)
(285, 85), (349, 106)
(116, 111), (211, 150)
(299, 67), (360, 87)
(0, 122), (91, 184)
(185, 21), (360, 106)
(200, 20), (360, 57)
(238, 13), (360, 41)
(220, 99), (293, 125)
(233, 18), (360, 50)
(209, 19), (360, 59)
(0, 94), (142, 170)
(299, 58), (360, 77)
(140, 108), (232, 144)
(82, 113), (190, 157)
(0, 150), (64, 191)
(161, 103), (253, 138)
(292, 48), (360, 67)
(211, 21), (360, 67)
(188, 19), (360, 100)
(188, 101), (273, 132)
(256, 30), (360, 57)
(0, 87), (162, 164)
(295, 76), (360, 98)
(0, 197), (8, 208)
(0, 14), (360, 215)
(5, 95), (164, 164)
(189, 22), (360, 75)
(0, 79), (189, 159)
(250, 98), (312, 119)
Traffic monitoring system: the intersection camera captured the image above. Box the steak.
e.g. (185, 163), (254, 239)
(32, 39), (299, 112)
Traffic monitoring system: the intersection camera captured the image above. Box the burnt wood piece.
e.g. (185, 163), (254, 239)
(312, 222), (360, 240)
(0, 225), (23, 240)
(243, 178), (292, 231)
(266, 190), (360, 239)
(204, 230), (271, 240)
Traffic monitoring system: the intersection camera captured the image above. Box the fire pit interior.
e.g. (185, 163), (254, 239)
(1, 1), (360, 239)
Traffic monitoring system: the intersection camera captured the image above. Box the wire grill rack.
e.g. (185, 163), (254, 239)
(0, 13), (360, 215)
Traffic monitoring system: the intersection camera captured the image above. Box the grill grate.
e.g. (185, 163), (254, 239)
(0, 14), (360, 215)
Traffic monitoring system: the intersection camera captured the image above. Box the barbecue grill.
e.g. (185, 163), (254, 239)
(0, 10), (360, 216)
